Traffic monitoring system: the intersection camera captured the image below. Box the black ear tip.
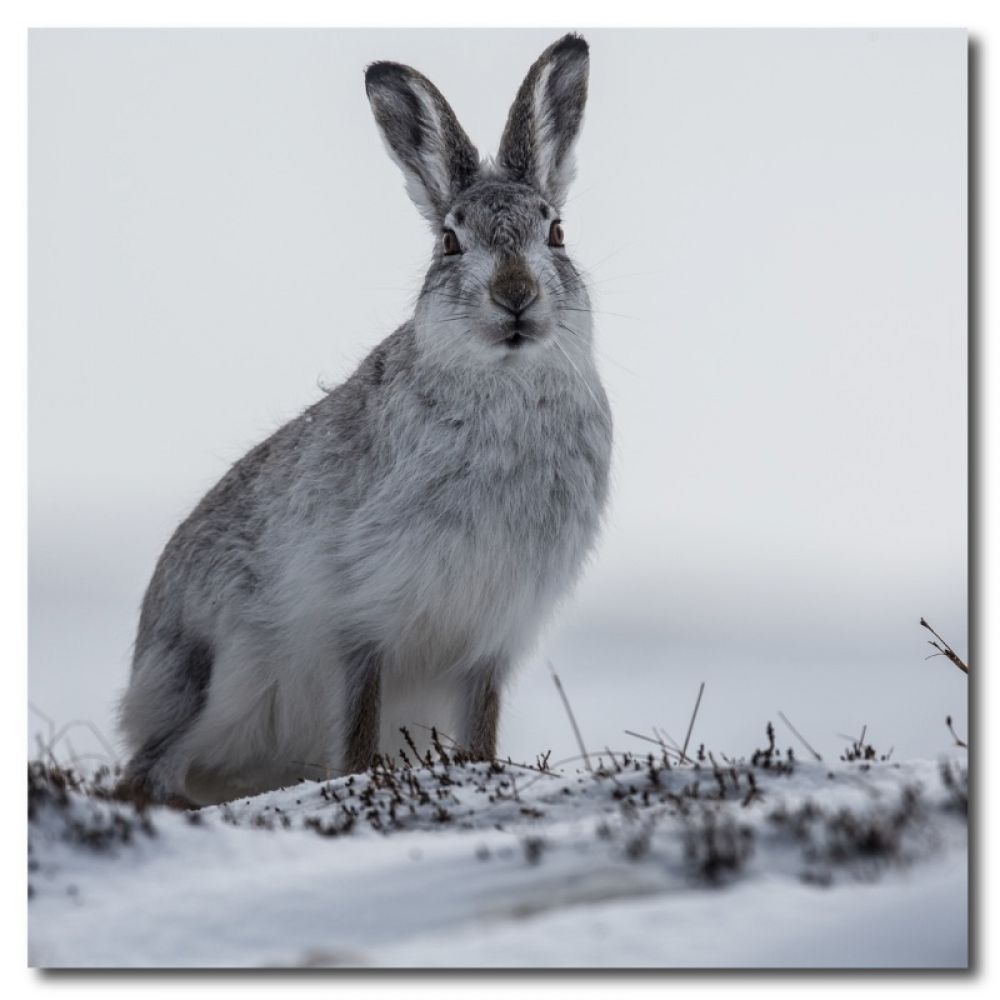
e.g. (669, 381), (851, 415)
(552, 33), (589, 59)
(364, 61), (412, 96)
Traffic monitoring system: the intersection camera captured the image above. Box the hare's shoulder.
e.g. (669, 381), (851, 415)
(307, 323), (416, 434)
(142, 425), (292, 602)
(135, 331), (417, 639)
(177, 325), (416, 535)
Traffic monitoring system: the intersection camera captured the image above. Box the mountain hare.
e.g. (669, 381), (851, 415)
(118, 34), (612, 805)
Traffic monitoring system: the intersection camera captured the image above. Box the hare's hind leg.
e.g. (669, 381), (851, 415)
(118, 636), (213, 807)
(341, 640), (383, 774)
(119, 733), (199, 810)
(457, 659), (503, 761)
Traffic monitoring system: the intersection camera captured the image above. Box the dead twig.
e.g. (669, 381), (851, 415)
(946, 716), (968, 749)
(653, 725), (683, 753)
(624, 729), (685, 764)
(409, 722), (557, 779)
(29, 704), (121, 768)
(516, 749), (638, 794)
(548, 661), (591, 773)
(777, 710), (823, 762)
(920, 618), (969, 674)
(680, 682), (705, 765)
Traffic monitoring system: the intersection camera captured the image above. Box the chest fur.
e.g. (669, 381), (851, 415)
(355, 367), (612, 659)
(401, 372), (606, 547)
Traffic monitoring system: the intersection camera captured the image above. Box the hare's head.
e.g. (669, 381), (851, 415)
(365, 35), (593, 366)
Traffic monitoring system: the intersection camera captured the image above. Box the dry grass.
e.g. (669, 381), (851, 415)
(920, 618), (969, 674)
(29, 613), (967, 902)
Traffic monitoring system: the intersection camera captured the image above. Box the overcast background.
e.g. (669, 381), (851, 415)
(29, 29), (967, 767)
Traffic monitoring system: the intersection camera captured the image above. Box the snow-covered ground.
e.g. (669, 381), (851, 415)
(28, 733), (967, 969)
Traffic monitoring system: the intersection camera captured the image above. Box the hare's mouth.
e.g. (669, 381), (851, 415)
(497, 318), (544, 350)
(483, 314), (546, 353)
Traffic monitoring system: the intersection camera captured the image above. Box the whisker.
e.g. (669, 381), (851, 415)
(551, 332), (613, 432)
(581, 243), (634, 275)
(558, 304), (643, 322)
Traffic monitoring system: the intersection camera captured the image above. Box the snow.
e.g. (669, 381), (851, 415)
(28, 748), (968, 969)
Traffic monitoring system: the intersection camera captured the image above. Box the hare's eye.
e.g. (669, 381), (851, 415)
(548, 220), (565, 248)
(442, 229), (462, 256)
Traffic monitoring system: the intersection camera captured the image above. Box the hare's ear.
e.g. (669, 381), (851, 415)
(497, 34), (589, 210)
(365, 62), (481, 225)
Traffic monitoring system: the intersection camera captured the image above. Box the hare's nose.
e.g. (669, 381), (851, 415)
(490, 260), (539, 317)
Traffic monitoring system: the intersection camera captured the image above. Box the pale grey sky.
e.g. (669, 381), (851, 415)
(29, 29), (967, 764)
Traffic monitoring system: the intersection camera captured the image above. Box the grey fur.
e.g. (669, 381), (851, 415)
(497, 34), (589, 208)
(365, 61), (480, 224)
(118, 34), (612, 805)
(342, 641), (383, 773)
(458, 660), (502, 760)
